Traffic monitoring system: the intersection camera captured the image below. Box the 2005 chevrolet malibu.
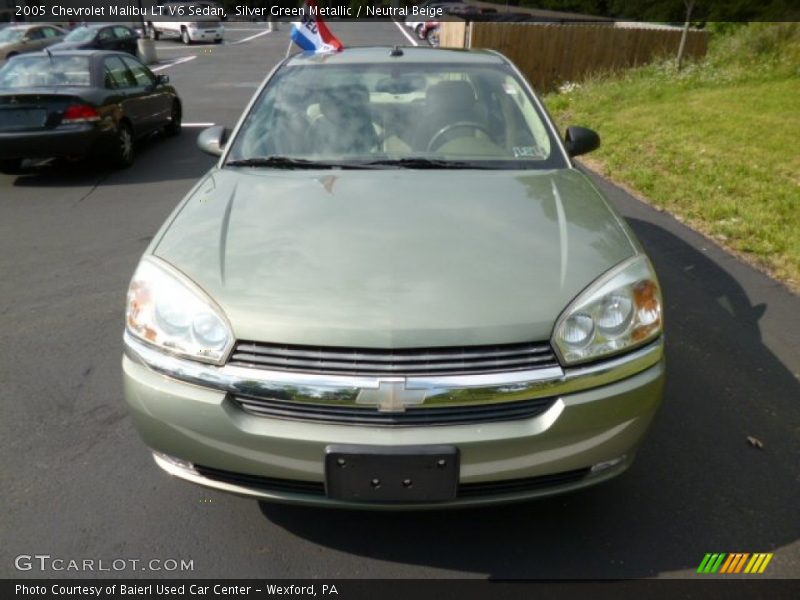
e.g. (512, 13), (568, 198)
(122, 47), (664, 508)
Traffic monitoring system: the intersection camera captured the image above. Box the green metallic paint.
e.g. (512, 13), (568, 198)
(123, 354), (663, 503)
(152, 167), (636, 348)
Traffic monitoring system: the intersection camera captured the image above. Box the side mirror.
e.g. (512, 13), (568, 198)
(197, 125), (230, 157)
(564, 126), (600, 157)
(156, 74), (169, 85)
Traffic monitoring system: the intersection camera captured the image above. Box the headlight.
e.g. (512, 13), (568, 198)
(552, 255), (662, 365)
(125, 257), (233, 364)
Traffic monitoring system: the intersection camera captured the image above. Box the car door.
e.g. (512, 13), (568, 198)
(40, 26), (64, 49)
(113, 26), (138, 55)
(22, 27), (46, 53)
(121, 55), (170, 131)
(103, 55), (148, 135)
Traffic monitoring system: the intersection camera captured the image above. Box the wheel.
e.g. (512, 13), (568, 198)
(0, 159), (23, 175)
(214, 38), (223, 44)
(110, 122), (134, 168)
(147, 24), (160, 40)
(181, 29), (192, 45)
(415, 24), (425, 40)
(164, 100), (182, 137)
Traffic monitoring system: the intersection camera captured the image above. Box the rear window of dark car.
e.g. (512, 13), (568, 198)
(64, 27), (96, 42)
(0, 56), (92, 88)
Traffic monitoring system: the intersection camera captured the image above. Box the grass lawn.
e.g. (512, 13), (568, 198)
(545, 23), (800, 291)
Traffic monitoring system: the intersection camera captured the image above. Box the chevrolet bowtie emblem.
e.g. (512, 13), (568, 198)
(355, 380), (427, 413)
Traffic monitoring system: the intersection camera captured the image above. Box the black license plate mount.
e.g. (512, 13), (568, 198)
(325, 444), (459, 503)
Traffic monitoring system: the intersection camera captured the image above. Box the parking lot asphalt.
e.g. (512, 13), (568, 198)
(1, 21), (798, 580)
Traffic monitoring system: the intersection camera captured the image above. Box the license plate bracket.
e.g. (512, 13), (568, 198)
(325, 445), (459, 503)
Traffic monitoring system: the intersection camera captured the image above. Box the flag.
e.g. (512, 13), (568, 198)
(290, 0), (343, 54)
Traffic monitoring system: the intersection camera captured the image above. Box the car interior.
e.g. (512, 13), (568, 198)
(235, 66), (550, 161)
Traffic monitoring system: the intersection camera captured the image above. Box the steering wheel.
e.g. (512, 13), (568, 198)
(427, 121), (493, 152)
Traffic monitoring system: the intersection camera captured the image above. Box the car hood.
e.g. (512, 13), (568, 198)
(152, 168), (637, 348)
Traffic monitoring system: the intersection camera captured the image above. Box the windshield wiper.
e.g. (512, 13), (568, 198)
(358, 158), (491, 169)
(225, 156), (378, 170)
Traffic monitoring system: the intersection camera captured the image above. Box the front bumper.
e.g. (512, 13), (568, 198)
(122, 335), (664, 509)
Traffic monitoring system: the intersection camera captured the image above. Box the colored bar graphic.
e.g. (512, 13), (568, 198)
(697, 554), (713, 573)
(758, 554), (773, 573)
(707, 553), (725, 573)
(720, 553), (738, 573)
(699, 552), (773, 574)
(719, 554), (736, 573)
(734, 553), (750, 573)
(744, 554), (759, 573)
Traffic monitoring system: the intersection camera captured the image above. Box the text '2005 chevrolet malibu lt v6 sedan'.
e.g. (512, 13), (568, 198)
(123, 47), (665, 509)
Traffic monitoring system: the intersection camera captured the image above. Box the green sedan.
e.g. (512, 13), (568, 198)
(122, 47), (664, 508)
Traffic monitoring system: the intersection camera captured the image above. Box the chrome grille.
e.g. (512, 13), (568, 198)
(228, 340), (559, 376)
(229, 394), (557, 427)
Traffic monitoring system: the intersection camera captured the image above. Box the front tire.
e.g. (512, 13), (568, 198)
(164, 101), (182, 137)
(110, 122), (134, 168)
(147, 23), (160, 41)
(181, 29), (192, 45)
(214, 38), (223, 44)
(415, 24), (425, 40)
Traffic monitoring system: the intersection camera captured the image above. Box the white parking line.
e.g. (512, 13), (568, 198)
(183, 122), (216, 127)
(230, 29), (273, 45)
(393, 20), (419, 46)
(151, 55), (197, 72)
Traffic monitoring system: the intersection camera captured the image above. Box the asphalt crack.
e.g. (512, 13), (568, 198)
(73, 170), (113, 206)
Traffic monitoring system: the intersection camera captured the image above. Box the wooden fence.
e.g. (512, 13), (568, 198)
(441, 22), (709, 92)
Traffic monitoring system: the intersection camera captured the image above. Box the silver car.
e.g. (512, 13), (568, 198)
(0, 24), (65, 61)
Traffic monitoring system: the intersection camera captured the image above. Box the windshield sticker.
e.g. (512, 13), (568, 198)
(513, 146), (539, 158)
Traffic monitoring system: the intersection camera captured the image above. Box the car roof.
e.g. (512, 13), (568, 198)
(23, 49), (136, 59)
(285, 46), (506, 67)
(72, 23), (129, 30)
(7, 23), (60, 30)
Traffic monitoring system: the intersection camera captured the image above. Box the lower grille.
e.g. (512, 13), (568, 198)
(194, 466), (325, 496)
(193, 465), (590, 500)
(457, 468), (590, 497)
(230, 394), (556, 427)
(228, 339), (559, 377)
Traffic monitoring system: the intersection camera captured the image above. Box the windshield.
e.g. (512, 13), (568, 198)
(226, 62), (564, 169)
(0, 56), (92, 87)
(0, 29), (24, 43)
(64, 27), (96, 42)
